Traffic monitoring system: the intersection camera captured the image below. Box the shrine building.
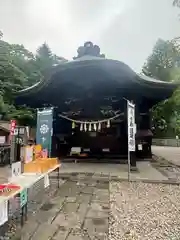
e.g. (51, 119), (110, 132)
(15, 42), (178, 167)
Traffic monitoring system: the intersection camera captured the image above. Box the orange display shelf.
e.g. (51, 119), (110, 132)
(23, 158), (59, 174)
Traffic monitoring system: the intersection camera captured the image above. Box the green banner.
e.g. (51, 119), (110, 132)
(36, 108), (53, 155)
(20, 189), (27, 207)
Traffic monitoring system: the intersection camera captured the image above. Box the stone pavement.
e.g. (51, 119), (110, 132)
(11, 161), (170, 240)
(59, 162), (168, 181)
(19, 174), (109, 240)
(0, 161), (167, 186)
(152, 145), (180, 166)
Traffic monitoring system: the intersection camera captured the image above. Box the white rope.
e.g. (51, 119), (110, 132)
(58, 112), (124, 124)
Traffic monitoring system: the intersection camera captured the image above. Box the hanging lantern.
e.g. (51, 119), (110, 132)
(98, 122), (101, 131)
(84, 123), (87, 132)
(93, 123), (97, 131)
(80, 123), (83, 131)
(88, 123), (92, 131)
(107, 120), (110, 128)
(72, 121), (75, 129)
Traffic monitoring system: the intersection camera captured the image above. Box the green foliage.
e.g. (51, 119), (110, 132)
(36, 43), (66, 73)
(173, 0), (180, 7)
(142, 39), (180, 82)
(0, 32), (66, 126)
(0, 39), (28, 108)
(143, 38), (180, 137)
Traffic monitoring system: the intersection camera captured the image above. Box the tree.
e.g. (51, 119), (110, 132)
(0, 36), (32, 123)
(142, 39), (180, 82)
(0, 40), (28, 97)
(173, 0), (180, 7)
(36, 43), (66, 73)
(10, 44), (43, 86)
(143, 38), (180, 137)
(0, 32), (66, 125)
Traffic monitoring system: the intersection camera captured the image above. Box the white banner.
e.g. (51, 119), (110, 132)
(0, 201), (8, 226)
(127, 101), (135, 152)
(44, 174), (50, 188)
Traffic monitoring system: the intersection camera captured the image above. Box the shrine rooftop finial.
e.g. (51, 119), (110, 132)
(73, 41), (105, 59)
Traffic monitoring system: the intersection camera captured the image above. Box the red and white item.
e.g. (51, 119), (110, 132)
(10, 120), (16, 136)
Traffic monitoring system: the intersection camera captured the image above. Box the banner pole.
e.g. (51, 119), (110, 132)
(128, 148), (130, 182)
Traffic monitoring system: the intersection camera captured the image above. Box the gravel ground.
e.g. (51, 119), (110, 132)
(109, 182), (180, 240)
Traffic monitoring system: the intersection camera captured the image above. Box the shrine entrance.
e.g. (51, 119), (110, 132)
(52, 110), (128, 160)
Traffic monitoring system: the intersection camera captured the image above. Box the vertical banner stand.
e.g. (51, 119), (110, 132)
(36, 107), (53, 157)
(127, 100), (136, 182)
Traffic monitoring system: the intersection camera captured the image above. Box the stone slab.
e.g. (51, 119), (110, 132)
(76, 193), (92, 204)
(83, 218), (108, 239)
(31, 223), (58, 240)
(81, 186), (95, 194)
(53, 226), (69, 240)
(61, 202), (79, 213)
(52, 212), (82, 229)
(20, 216), (39, 240)
(92, 189), (109, 203)
(86, 209), (109, 219)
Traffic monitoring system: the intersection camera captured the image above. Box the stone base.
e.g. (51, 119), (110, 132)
(130, 166), (138, 172)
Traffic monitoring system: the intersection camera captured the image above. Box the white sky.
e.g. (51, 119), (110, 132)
(0, 0), (179, 72)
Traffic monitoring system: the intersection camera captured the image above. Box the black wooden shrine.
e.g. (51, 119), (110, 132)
(15, 42), (178, 166)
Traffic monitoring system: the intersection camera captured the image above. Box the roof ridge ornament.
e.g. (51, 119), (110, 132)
(73, 41), (105, 60)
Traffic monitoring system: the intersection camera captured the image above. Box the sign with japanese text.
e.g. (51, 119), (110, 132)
(10, 120), (16, 136)
(127, 101), (135, 152)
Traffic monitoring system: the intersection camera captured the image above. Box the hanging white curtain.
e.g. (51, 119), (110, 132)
(107, 120), (110, 128)
(98, 122), (101, 131)
(88, 123), (92, 131)
(84, 123), (87, 132)
(80, 123), (83, 131)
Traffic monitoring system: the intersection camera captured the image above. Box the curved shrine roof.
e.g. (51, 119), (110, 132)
(16, 56), (178, 109)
